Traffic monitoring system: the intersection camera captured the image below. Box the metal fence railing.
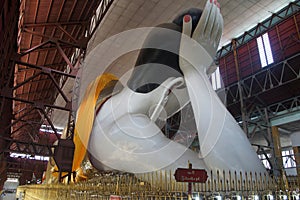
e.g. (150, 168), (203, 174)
(16, 169), (300, 200)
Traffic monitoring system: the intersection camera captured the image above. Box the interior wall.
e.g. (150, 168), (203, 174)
(218, 12), (300, 86)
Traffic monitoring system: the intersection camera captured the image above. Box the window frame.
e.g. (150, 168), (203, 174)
(257, 32), (274, 68)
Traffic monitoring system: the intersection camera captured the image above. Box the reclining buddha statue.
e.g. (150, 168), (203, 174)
(68, 0), (266, 180)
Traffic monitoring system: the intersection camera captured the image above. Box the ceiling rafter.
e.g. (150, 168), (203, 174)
(2, 137), (55, 157)
(22, 29), (85, 49)
(23, 21), (88, 27)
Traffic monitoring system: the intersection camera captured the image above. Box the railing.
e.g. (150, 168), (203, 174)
(16, 169), (299, 200)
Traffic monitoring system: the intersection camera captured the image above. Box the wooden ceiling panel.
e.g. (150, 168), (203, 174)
(53, 28), (64, 39)
(23, 84), (30, 95)
(29, 82), (38, 93)
(47, 54), (57, 66)
(24, 0), (39, 24)
(27, 52), (39, 64)
(60, 0), (76, 20)
(36, 50), (47, 65)
(36, 1), (52, 23)
(20, 54), (29, 63)
(36, 74), (48, 82)
(42, 28), (53, 39)
(47, 0), (64, 23)
(73, 25), (82, 40)
(16, 70), (25, 84)
(30, 37), (43, 48)
(62, 25), (76, 41)
(82, 2), (96, 21)
(52, 52), (64, 64)
(20, 33), (32, 49)
(19, 93), (29, 101)
(70, 1), (87, 20)
(15, 87), (23, 96)
(43, 49), (55, 65)
(25, 69), (34, 79)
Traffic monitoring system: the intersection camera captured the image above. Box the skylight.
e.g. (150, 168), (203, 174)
(257, 32), (274, 68)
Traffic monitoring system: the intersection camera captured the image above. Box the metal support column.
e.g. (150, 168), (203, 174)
(263, 108), (277, 176)
(232, 39), (248, 135)
(293, 146), (300, 186)
(271, 126), (288, 190)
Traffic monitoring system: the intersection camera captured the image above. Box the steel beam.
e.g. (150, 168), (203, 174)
(55, 42), (74, 71)
(272, 126), (289, 189)
(12, 71), (42, 90)
(292, 146), (300, 185)
(222, 53), (300, 109)
(20, 40), (52, 55)
(20, 45), (73, 53)
(14, 59), (76, 78)
(241, 96), (300, 135)
(268, 96), (300, 116)
(271, 109), (300, 126)
(23, 28), (85, 49)
(39, 108), (60, 139)
(4, 107), (35, 132)
(232, 39), (248, 135)
(1, 137), (55, 157)
(48, 72), (71, 103)
(57, 25), (78, 43)
(23, 21), (88, 27)
(254, 144), (273, 169)
(0, 95), (70, 112)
